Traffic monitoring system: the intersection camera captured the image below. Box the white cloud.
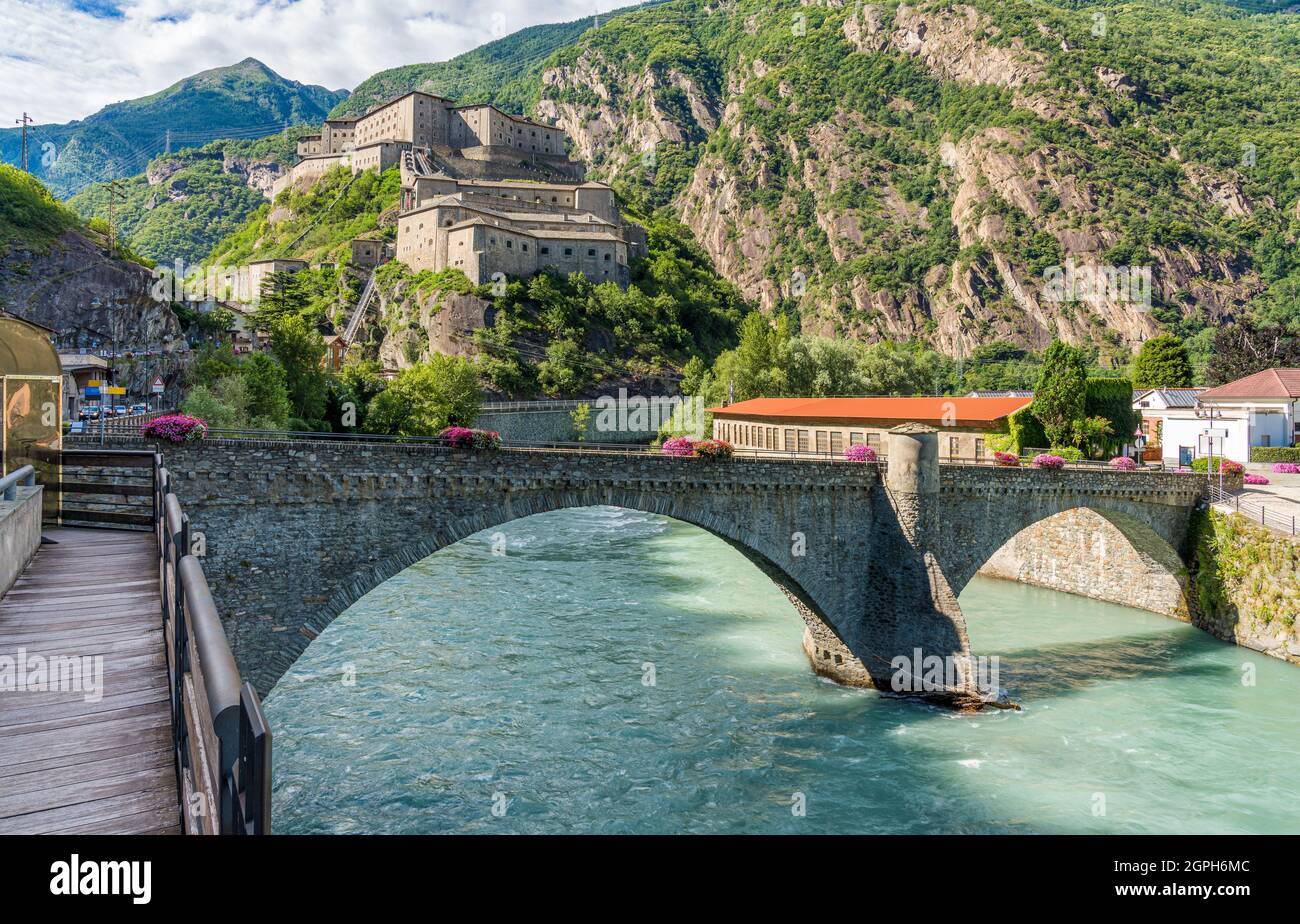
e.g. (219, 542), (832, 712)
(3, 0), (629, 124)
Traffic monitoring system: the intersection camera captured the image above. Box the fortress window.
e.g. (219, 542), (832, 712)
(522, 243), (528, 252)
(541, 247), (550, 255)
(603, 253), (611, 261)
(587, 249), (596, 256)
(564, 248), (573, 256)
(506, 240), (512, 248)
(551, 196), (557, 202)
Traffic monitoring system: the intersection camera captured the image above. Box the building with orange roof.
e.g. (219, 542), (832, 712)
(706, 395), (1033, 459)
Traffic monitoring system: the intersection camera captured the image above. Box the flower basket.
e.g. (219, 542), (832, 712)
(845, 443), (877, 462)
(142, 414), (207, 444)
(1109, 456), (1136, 471)
(1031, 453), (1066, 470)
(661, 436), (696, 457)
(992, 451), (1020, 467)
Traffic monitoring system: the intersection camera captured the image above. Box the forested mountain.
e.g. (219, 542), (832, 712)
(328, 2), (667, 119)
(516, 0), (1300, 369)
(68, 127), (317, 266)
(0, 59), (346, 198)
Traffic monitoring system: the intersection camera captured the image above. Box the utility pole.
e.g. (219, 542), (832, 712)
(14, 112), (33, 172)
(106, 179), (127, 257)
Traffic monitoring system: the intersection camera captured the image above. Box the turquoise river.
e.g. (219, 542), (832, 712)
(266, 507), (1300, 834)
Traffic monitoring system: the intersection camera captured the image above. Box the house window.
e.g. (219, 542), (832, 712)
(949, 436), (960, 458)
(816, 431), (829, 454)
(975, 438), (986, 460)
(797, 430), (810, 453)
(784, 428), (795, 451)
(830, 432), (844, 455)
(1262, 434), (1271, 447)
(850, 432), (865, 445)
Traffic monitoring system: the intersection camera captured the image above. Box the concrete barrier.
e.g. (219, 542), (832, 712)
(0, 485), (42, 598)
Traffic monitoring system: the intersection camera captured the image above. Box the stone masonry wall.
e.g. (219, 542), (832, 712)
(978, 507), (1190, 619)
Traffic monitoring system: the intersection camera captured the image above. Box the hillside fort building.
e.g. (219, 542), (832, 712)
(270, 90), (644, 289)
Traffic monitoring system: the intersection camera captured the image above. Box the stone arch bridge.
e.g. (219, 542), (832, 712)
(139, 429), (1206, 700)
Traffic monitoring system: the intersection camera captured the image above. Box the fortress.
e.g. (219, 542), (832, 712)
(271, 91), (645, 288)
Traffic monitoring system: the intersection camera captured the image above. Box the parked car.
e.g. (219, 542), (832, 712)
(79, 406), (101, 421)
(114, 405), (128, 417)
(131, 403), (147, 415)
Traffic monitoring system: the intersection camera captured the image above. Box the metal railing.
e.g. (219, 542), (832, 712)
(155, 456), (272, 834)
(0, 465), (35, 501)
(1207, 484), (1299, 536)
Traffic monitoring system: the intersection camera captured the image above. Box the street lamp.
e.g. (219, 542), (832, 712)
(1193, 403), (1226, 496)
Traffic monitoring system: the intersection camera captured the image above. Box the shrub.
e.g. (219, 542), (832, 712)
(1244, 473), (1270, 485)
(845, 443), (877, 462)
(439, 426), (501, 449)
(1032, 453), (1066, 470)
(1109, 455), (1136, 471)
(661, 436), (696, 456)
(1251, 446), (1300, 463)
(992, 450), (1020, 467)
(1272, 462), (1300, 474)
(1190, 458), (1244, 475)
(693, 438), (733, 458)
(1048, 446), (1084, 461)
(143, 414), (207, 444)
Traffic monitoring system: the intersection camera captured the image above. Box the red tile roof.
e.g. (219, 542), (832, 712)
(706, 396), (1033, 428)
(1198, 368), (1300, 400)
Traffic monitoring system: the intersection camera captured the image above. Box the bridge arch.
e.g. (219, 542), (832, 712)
(275, 488), (867, 695)
(967, 504), (1191, 621)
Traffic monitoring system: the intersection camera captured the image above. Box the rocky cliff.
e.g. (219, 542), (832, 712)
(527, 0), (1299, 364)
(0, 230), (191, 399)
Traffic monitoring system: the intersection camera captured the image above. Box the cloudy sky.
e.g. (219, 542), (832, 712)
(4, 0), (629, 124)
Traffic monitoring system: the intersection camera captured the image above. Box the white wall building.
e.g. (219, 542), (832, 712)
(1143, 370), (1300, 466)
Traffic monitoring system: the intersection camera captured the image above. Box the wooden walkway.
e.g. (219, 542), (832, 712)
(0, 527), (178, 835)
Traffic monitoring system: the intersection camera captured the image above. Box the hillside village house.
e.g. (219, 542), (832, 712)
(1132, 387), (1206, 458)
(708, 396), (1033, 458)
(1149, 369), (1300, 466)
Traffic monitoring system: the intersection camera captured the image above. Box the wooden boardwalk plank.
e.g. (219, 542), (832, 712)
(0, 528), (178, 835)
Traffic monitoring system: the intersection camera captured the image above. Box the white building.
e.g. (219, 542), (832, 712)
(1145, 370), (1300, 466)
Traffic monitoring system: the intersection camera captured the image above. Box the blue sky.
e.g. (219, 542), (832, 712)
(4, 0), (629, 124)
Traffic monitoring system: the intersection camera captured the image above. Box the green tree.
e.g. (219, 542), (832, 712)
(1131, 334), (1193, 389)
(180, 377), (250, 429)
(1206, 319), (1300, 386)
(364, 354), (482, 436)
(1031, 340), (1088, 447)
(257, 270), (310, 327)
(240, 353), (291, 429)
(270, 315), (328, 427)
(329, 358), (386, 431)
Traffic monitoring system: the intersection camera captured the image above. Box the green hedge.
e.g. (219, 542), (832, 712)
(1084, 377), (1139, 450)
(1250, 446), (1300, 463)
(1008, 406), (1047, 453)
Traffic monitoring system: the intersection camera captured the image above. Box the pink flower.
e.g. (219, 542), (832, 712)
(1031, 453), (1066, 470)
(1109, 456), (1136, 471)
(1271, 462), (1299, 474)
(992, 451), (1020, 467)
(142, 414), (207, 444)
(1244, 473), (1270, 485)
(661, 436), (696, 457)
(844, 443), (876, 462)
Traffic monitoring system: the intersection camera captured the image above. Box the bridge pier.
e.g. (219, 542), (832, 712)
(855, 425), (980, 703)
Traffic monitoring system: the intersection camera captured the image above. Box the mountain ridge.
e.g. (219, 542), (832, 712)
(0, 58), (348, 198)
